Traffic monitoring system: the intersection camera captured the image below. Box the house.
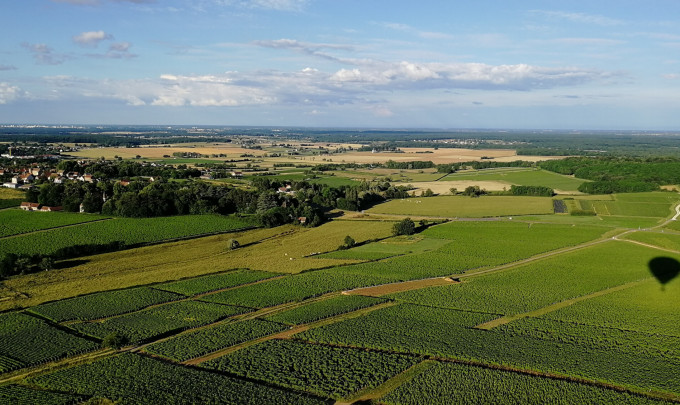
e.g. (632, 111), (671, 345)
(3, 182), (19, 189)
(20, 202), (40, 211)
(30, 167), (41, 176)
(19, 173), (35, 183)
(119, 180), (130, 186)
(77, 174), (94, 183)
(298, 216), (307, 224)
(66, 172), (79, 180)
(40, 205), (63, 212)
(18, 184), (34, 190)
(230, 171), (243, 178)
(277, 184), (294, 194)
(199, 173), (214, 180)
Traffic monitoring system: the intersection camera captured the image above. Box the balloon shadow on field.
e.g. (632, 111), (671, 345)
(648, 257), (680, 291)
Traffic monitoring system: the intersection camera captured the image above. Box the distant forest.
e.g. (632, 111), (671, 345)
(2, 126), (680, 157)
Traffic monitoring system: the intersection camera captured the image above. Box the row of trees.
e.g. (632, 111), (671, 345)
(509, 185), (555, 197)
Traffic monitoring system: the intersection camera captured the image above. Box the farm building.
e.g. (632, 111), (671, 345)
(20, 202), (40, 211)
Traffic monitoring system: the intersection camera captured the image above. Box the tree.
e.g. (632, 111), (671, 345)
(393, 218), (415, 236)
(39, 257), (55, 271)
(102, 332), (129, 349)
(463, 185), (486, 197)
(227, 239), (240, 250)
(339, 235), (356, 250)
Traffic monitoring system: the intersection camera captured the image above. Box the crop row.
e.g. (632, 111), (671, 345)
(543, 277), (680, 338)
(202, 339), (419, 400)
(200, 271), (392, 308)
(0, 214), (256, 258)
(0, 312), (98, 373)
(390, 241), (660, 316)
(498, 317), (680, 361)
(29, 352), (330, 405)
(368, 196), (555, 217)
(297, 304), (680, 395)
(0, 210), (111, 239)
(145, 319), (287, 362)
(265, 295), (387, 325)
(30, 287), (183, 322)
(383, 361), (667, 405)
(0, 384), (84, 405)
(154, 269), (278, 296)
(74, 300), (249, 343)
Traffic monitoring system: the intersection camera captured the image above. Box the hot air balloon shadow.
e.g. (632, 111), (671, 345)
(648, 257), (680, 291)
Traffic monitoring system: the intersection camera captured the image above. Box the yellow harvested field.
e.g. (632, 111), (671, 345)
(0, 188), (25, 200)
(0, 220), (395, 310)
(69, 142), (564, 165)
(397, 180), (510, 195)
(69, 143), (266, 159)
(324, 148), (565, 164)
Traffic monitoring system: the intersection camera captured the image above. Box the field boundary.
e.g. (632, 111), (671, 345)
(474, 278), (649, 330)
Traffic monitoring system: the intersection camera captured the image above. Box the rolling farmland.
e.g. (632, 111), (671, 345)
(1, 178), (679, 404)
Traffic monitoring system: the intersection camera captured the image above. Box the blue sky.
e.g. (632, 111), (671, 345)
(1, 0), (680, 129)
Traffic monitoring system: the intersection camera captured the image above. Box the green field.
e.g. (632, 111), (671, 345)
(1, 184), (679, 403)
(153, 269), (278, 296)
(0, 210), (111, 238)
(202, 339), (419, 399)
(28, 353), (329, 404)
(145, 319), (287, 362)
(0, 214), (256, 257)
(0, 312), (98, 373)
(389, 241), (661, 315)
(442, 168), (587, 191)
(0, 189), (25, 210)
(74, 300), (249, 343)
(383, 361), (668, 405)
(29, 286), (183, 322)
(367, 196), (554, 217)
(265, 295), (387, 325)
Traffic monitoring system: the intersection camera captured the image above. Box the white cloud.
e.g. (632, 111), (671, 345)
(379, 22), (453, 40)
(21, 43), (69, 65)
(21, 58), (614, 112)
(51, 0), (156, 5)
(202, 0), (308, 11)
(330, 61), (610, 91)
(73, 31), (113, 47)
(0, 82), (22, 104)
(151, 73), (275, 106)
(246, 0), (308, 11)
(530, 10), (624, 26)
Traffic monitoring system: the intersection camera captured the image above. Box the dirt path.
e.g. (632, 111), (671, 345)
(475, 279), (649, 330)
(336, 360), (435, 404)
(344, 277), (459, 296)
(0, 348), (114, 385)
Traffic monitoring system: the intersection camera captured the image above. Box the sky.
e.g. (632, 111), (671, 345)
(1, 0), (680, 129)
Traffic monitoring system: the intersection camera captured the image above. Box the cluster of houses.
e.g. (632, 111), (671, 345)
(19, 202), (63, 212)
(199, 170), (243, 181)
(2, 166), (96, 189)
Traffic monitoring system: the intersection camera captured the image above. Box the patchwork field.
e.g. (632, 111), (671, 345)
(1, 179), (679, 403)
(367, 195), (554, 217)
(441, 167), (587, 192)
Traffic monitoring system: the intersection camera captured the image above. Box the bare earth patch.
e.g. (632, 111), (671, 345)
(397, 180), (511, 195)
(345, 277), (459, 296)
